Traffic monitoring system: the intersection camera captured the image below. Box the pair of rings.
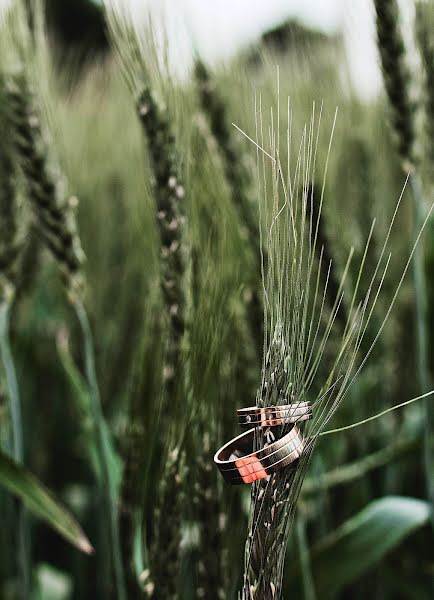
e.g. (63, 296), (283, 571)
(214, 402), (312, 485)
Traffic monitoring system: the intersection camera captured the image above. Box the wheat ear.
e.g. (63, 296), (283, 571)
(5, 73), (84, 290)
(0, 145), (21, 299)
(144, 447), (187, 600)
(137, 83), (190, 600)
(373, 0), (415, 168)
(415, 0), (434, 170)
(6, 68), (127, 598)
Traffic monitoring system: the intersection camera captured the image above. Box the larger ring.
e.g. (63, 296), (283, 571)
(214, 425), (304, 485)
(237, 402), (312, 431)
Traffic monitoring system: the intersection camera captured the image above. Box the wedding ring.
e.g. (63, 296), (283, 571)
(214, 425), (304, 485)
(237, 402), (312, 430)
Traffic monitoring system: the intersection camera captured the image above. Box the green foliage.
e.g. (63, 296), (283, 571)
(0, 447), (93, 554)
(0, 2), (432, 599)
(288, 496), (432, 598)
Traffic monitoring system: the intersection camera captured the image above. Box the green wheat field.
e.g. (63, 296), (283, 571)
(0, 1), (433, 599)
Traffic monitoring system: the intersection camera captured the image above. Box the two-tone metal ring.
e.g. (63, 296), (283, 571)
(237, 402), (312, 431)
(214, 424), (304, 485)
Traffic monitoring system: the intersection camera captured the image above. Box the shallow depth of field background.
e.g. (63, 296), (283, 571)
(1, 0), (433, 599)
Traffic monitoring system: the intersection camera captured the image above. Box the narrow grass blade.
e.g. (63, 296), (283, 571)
(0, 448), (93, 554)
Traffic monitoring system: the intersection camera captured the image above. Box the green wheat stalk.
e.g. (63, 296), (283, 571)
(4, 16), (126, 594)
(105, 5), (193, 596)
(374, 0), (434, 521)
(0, 72), (31, 596)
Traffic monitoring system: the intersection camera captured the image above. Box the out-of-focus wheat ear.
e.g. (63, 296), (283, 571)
(373, 0), (416, 169)
(0, 75), (24, 300)
(137, 86), (188, 399)
(192, 433), (226, 600)
(415, 0), (434, 170)
(0, 147), (20, 301)
(145, 447), (187, 600)
(118, 85), (190, 597)
(104, 11), (192, 593)
(194, 59), (264, 362)
(14, 225), (41, 300)
(5, 72), (85, 292)
(6, 68), (128, 598)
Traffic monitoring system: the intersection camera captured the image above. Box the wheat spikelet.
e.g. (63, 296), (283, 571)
(374, 0), (415, 168)
(415, 0), (434, 169)
(136, 89), (188, 599)
(0, 131), (20, 301)
(137, 86), (189, 394)
(5, 72), (84, 291)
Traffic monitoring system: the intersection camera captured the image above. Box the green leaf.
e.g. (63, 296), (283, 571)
(0, 449), (93, 555)
(287, 496), (431, 598)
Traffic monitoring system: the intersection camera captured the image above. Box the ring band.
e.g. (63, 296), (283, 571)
(214, 425), (304, 485)
(237, 402), (312, 430)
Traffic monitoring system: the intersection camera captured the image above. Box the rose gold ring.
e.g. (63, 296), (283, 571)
(214, 425), (304, 485)
(237, 402), (312, 430)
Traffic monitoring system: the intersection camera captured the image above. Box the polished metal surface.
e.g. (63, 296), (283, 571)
(214, 425), (304, 485)
(237, 402), (312, 430)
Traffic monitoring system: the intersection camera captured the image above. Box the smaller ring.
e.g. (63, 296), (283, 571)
(214, 425), (304, 485)
(237, 402), (312, 430)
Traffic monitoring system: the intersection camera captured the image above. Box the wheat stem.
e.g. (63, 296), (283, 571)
(72, 297), (126, 600)
(0, 303), (22, 461)
(410, 174), (434, 518)
(374, 0), (433, 524)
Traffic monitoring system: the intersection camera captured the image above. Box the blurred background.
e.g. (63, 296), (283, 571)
(0, 0), (433, 599)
